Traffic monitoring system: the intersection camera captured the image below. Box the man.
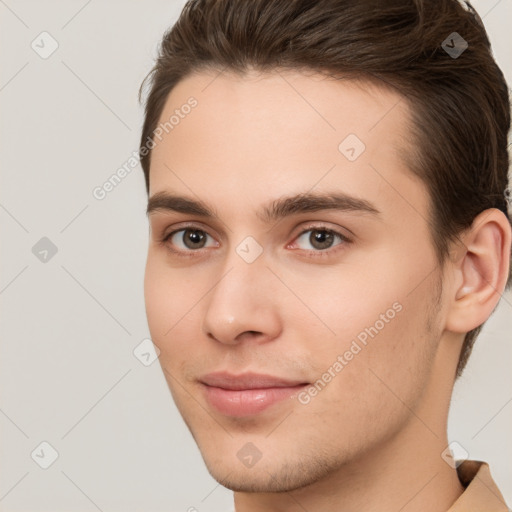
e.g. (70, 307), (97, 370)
(139, 0), (511, 510)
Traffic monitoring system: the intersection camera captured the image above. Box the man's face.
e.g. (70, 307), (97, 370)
(144, 69), (447, 492)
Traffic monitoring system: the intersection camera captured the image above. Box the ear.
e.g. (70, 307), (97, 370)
(445, 208), (511, 334)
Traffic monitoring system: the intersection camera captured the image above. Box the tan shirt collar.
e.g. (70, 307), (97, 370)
(447, 460), (509, 511)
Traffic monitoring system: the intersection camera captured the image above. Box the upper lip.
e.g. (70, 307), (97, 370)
(200, 372), (309, 390)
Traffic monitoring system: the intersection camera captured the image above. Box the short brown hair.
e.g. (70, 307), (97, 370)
(139, 0), (511, 377)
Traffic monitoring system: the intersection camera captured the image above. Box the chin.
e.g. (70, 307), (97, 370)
(205, 466), (311, 493)
(199, 447), (343, 493)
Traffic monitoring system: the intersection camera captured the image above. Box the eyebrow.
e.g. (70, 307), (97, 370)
(146, 190), (380, 223)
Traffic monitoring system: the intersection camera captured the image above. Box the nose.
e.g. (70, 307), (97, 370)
(201, 253), (282, 346)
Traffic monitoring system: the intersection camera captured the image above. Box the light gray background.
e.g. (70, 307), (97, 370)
(1, 1), (511, 511)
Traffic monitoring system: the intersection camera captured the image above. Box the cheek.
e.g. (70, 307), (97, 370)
(144, 252), (192, 352)
(144, 254), (169, 338)
(296, 252), (438, 407)
(144, 251), (218, 377)
(294, 301), (435, 454)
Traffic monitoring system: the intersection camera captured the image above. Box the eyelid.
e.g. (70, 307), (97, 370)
(160, 220), (218, 240)
(291, 221), (353, 242)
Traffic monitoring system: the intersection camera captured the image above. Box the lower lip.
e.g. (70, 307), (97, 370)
(201, 384), (308, 416)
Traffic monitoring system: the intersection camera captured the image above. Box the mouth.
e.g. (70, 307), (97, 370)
(199, 372), (310, 417)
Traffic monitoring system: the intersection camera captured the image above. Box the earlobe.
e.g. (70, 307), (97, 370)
(446, 208), (511, 334)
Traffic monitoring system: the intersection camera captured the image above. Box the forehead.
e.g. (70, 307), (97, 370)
(148, 68), (425, 223)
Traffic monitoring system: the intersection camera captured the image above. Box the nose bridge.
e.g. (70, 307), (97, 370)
(201, 236), (281, 344)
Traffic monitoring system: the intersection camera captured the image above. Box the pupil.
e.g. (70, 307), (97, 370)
(312, 230), (333, 249)
(186, 229), (205, 248)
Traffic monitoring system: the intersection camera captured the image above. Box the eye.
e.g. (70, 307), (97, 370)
(163, 227), (218, 255)
(290, 225), (350, 255)
(160, 223), (351, 258)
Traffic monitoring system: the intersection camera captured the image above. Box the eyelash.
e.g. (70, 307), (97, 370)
(159, 223), (352, 259)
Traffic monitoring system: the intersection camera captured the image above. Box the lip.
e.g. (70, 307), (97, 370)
(199, 372), (309, 416)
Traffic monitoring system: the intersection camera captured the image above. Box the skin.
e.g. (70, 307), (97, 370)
(143, 68), (511, 512)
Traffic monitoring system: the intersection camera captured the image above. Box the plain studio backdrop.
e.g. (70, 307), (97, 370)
(0, 1), (511, 511)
